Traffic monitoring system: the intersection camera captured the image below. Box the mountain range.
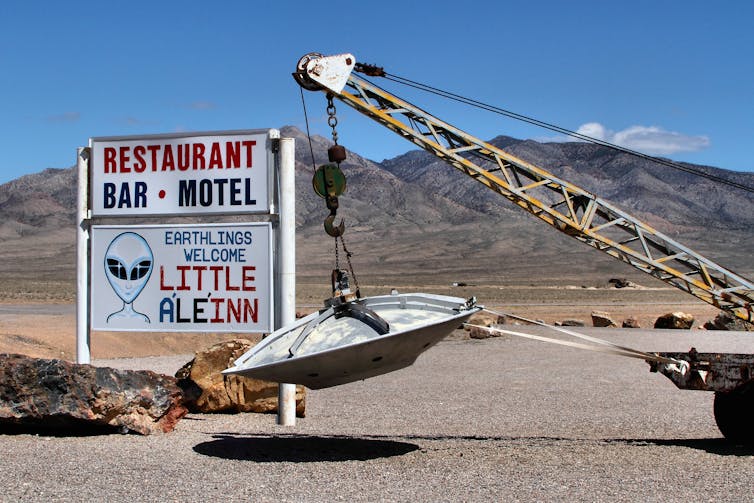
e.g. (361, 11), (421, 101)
(1, 125), (753, 297)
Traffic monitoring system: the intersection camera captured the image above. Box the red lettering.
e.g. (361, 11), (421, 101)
(119, 147), (131, 173)
(162, 144), (175, 171)
(210, 297), (224, 322)
(147, 145), (160, 172)
(209, 142), (222, 169)
(210, 265), (223, 290)
(226, 141), (240, 168)
(159, 266), (174, 290)
(193, 143), (206, 169)
(227, 298), (241, 322)
(193, 265), (207, 290)
(225, 266), (239, 291)
(104, 147), (117, 173)
(133, 146), (146, 172)
(177, 265), (190, 291)
(242, 140), (255, 167)
(244, 298), (258, 323)
(242, 266), (256, 291)
(177, 144), (190, 171)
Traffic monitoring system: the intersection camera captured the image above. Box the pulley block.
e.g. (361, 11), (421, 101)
(313, 164), (347, 199)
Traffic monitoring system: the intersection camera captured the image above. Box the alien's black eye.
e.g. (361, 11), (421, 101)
(107, 258), (128, 280)
(130, 260), (152, 280)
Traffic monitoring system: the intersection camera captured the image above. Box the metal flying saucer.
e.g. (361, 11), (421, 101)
(223, 292), (480, 389)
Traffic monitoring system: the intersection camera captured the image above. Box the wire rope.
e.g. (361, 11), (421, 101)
(377, 72), (754, 194)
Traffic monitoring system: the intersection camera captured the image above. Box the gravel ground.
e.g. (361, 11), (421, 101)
(2, 327), (753, 502)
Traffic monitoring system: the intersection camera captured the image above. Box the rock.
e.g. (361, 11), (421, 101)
(622, 316), (641, 328)
(608, 278), (630, 288)
(591, 311), (617, 328)
(608, 278), (638, 289)
(469, 323), (508, 339)
(465, 312), (507, 338)
(465, 312), (506, 330)
(703, 312), (753, 331)
(0, 354), (186, 435)
(176, 339), (306, 416)
(654, 312), (694, 329)
(560, 319), (585, 327)
(468, 326), (491, 339)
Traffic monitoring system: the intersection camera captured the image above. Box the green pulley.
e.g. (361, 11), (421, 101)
(313, 163), (347, 201)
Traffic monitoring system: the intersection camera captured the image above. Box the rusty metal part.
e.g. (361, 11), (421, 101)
(354, 62), (386, 77)
(649, 348), (754, 392)
(328, 144), (347, 163)
(324, 212), (345, 237)
(292, 52), (324, 91)
(326, 268), (359, 305)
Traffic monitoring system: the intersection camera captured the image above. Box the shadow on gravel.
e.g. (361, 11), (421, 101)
(194, 434), (420, 462)
(608, 438), (754, 456)
(0, 422), (121, 437)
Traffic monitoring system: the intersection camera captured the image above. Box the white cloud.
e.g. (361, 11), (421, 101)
(541, 122), (710, 155)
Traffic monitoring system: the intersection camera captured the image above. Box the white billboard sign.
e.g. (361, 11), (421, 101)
(89, 130), (274, 216)
(90, 223), (273, 332)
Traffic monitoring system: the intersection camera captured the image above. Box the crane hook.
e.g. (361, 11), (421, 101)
(324, 211), (345, 237)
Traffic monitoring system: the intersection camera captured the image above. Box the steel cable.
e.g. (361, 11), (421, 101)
(378, 72), (754, 194)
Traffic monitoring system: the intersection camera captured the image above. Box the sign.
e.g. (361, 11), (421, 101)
(90, 223), (273, 332)
(89, 130), (274, 216)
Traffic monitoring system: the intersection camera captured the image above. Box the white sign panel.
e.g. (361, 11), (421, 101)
(90, 223), (273, 332)
(90, 130), (274, 216)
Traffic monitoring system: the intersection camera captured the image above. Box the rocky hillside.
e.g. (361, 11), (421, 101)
(1, 126), (753, 292)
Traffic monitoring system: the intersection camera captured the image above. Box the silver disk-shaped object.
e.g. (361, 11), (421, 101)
(223, 292), (480, 389)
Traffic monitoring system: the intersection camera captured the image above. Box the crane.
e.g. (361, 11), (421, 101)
(293, 52), (754, 444)
(294, 53), (754, 323)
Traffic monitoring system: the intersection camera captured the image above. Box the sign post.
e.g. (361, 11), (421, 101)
(277, 137), (296, 425)
(76, 147), (91, 364)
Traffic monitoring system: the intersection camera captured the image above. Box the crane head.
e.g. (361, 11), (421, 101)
(293, 53), (356, 93)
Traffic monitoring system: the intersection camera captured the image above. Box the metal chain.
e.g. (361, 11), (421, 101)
(326, 95), (339, 145)
(338, 234), (360, 293)
(334, 236), (340, 270)
(325, 94), (359, 294)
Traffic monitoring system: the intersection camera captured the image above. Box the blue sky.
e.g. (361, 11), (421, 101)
(1, 1), (752, 185)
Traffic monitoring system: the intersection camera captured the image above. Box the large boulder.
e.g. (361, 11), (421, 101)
(0, 354), (186, 435)
(176, 339), (306, 416)
(654, 312), (694, 329)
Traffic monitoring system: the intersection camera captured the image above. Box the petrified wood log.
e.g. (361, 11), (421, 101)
(0, 354), (186, 435)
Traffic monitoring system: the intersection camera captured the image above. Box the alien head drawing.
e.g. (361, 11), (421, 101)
(104, 232), (153, 323)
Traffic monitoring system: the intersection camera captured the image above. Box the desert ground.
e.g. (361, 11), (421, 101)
(0, 276), (724, 360)
(1, 328), (753, 501)
(2, 272), (753, 501)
